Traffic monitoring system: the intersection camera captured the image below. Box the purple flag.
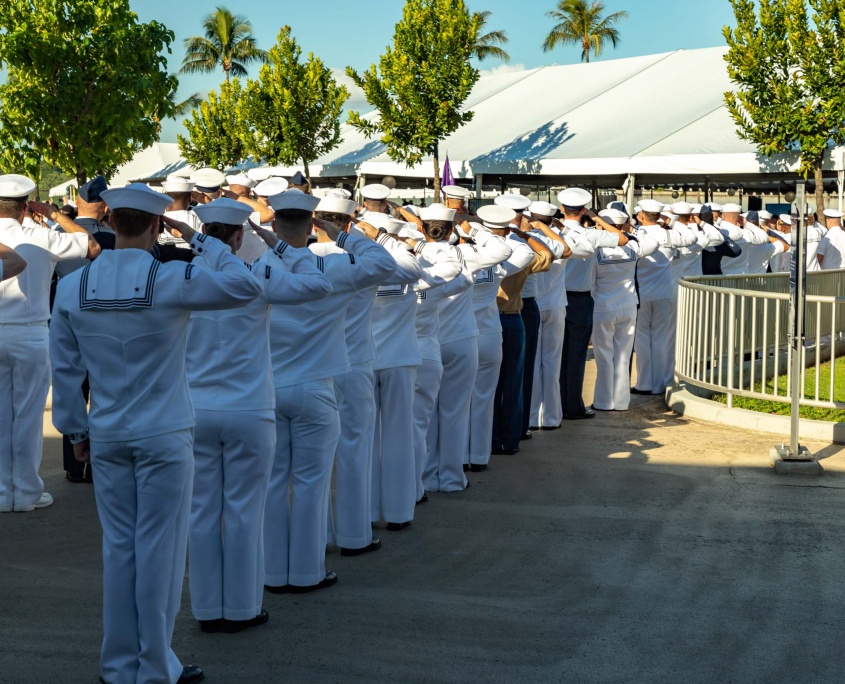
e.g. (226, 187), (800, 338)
(442, 155), (454, 188)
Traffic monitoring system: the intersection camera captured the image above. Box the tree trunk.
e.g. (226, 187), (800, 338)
(302, 157), (311, 187)
(76, 166), (87, 188)
(814, 155), (825, 217)
(433, 143), (441, 204)
(583, 37), (590, 63)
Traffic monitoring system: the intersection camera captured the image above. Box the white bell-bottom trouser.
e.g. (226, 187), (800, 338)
(91, 429), (193, 684)
(264, 379), (340, 587)
(530, 307), (566, 428)
(0, 324), (49, 510)
(189, 409), (275, 621)
(371, 366), (417, 524)
(468, 331), (503, 466)
(634, 298), (677, 394)
(424, 337), (477, 493)
(412, 358), (443, 501)
(332, 362), (376, 550)
(591, 306), (637, 411)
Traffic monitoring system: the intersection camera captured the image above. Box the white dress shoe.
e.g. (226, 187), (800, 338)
(15, 492), (54, 512)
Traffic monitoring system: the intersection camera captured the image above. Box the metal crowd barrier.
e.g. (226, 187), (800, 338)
(675, 270), (845, 410)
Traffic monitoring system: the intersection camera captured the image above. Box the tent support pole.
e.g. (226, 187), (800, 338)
(625, 174), (635, 214)
(475, 174), (483, 201)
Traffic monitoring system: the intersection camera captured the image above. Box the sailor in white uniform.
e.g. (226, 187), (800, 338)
(818, 209), (845, 270)
(0, 174), (99, 514)
(50, 183), (262, 684)
(717, 203), (752, 275)
(687, 204), (726, 278)
(741, 211), (788, 274)
(161, 176), (203, 250)
(261, 190), (396, 593)
(185, 199), (331, 634)
(191, 167), (226, 204)
(0, 241), (26, 281)
(591, 209), (658, 411)
(245, 176), (287, 235)
(425, 205), (513, 492)
(769, 215), (794, 273)
(222, 173), (275, 263)
(804, 207), (826, 272)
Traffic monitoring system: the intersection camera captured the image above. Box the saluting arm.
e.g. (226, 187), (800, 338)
(458, 223), (514, 271)
(314, 217), (397, 291)
(0, 242), (26, 280)
(28, 200), (101, 260)
(221, 189), (275, 223)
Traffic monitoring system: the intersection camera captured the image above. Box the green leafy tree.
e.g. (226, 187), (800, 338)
(180, 6), (267, 82)
(347, 0), (480, 201)
(542, 0), (628, 63)
(0, 0), (177, 185)
(724, 0), (845, 212)
(474, 10), (510, 63)
(241, 26), (349, 182)
(178, 79), (248, 170)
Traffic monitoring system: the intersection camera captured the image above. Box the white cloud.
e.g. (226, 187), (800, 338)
(477, 63), (529, 78)
(332, 68), (371, 112)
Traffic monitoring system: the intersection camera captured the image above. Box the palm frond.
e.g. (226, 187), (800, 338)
(171, 92), (203, 118)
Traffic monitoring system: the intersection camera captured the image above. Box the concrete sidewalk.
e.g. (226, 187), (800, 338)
(3, 367), (845, 683)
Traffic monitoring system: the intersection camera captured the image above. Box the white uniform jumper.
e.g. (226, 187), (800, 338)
(805, 222), (825, 272)
(187, 242), (331, 621)
(261, 232), (395, 587)
(819, 225), (845, 270)
(591, 233), (659, 410)
(0, 218), (88, 511)
(718, 221), (749, 276)
(426, 229), (512, 492)
(50, 234), (261, 684)
(744, 224), (785, 274)
(685, 221), (723, 278)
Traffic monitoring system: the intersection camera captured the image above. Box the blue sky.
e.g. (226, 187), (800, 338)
(132, 0), (737, 143)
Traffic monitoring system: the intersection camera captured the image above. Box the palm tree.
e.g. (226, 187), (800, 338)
(171, 91), (204, 119)
(542, 0), (628, 63)
(180, 6), (267, 82)
(473, 10), (510, 63)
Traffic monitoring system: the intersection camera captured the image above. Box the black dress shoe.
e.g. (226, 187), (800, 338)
(340, 539), (381, 556)
(500, 447), (520, 456)
(564, 409), (595, 420)
(415, 494), (429, 505)
(198, 618), (223, 633)
(288, 571), (337, 594)
(386, 521), (411, 531)
(469, 463), (488, 472)
(221, 609), (269, 633)
(630, 387), (652, 395)
(178, 665), (205, 684)
(462, 463), (470, 472)
(264, 584), (290, 594)
(65, 472), (87, 484)
(521, 430), (533, 441)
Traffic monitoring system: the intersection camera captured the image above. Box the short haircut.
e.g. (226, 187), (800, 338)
(289, 180), (311, 194)
(643, 211), (661, 222)
(315, 211), (351, 231)
(274, 208), (313, 232)
(529, 213), (552, 225)
(363, 198), (387, 212)
(111, 208), (156, 237)
(202, 221), (242, 244)
(0, 197), (27, 218)
(422, 219), (452, 241)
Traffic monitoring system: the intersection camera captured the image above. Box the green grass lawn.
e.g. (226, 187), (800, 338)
(712, 354), (845, 422)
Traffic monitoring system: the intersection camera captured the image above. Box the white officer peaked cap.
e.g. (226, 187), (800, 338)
(758, 210), (774, 220)
(722, 203), (742, 213)
(476, 204), (516, 229)
(316, 196), (357, 216)
(670, 201), (693, 215)
(100, 183), (173, 216)
(191, 168), (226, 191)
(268, 189), (320, 213)
(557, 187), (592, 208)
(192, 198), (252, 226)
(363, 212), (405, 234)
(823, 208), (844, 218)
(441, 184), (470, 199)
(778, 214), (793, 225)
(419, 203), (456, 222)
(361, 184), (391, 201)
(690, 204), (703, 215)
(639, 199), (664, 214)
(598, 208), (628, 226)
(529, 201), (558, 217)
(226, 173), (257, 189)
(0, 174), (36, 199)
(326, 188), (352, 199)
(495, 193), (531, 211)
(162, 176), (195, 193)
(254, 177), (289, 197)
(706, 202), (723, 212)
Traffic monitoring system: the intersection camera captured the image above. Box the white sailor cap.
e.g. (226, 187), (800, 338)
(690, 204), (703, 215)
(442, 185), (470, 200)
(495, 194), (531, 211)
(633, 205), (642, 214)
(193, 197), (253, 225)
(758, 210), (774, 220)
(722, 203), (742, 213)
(247, 166), (288, 182)
(823, 208), (844, 218)
(0, 174), (36, 199)
(326, 188), (352, 199)
(419, 203), (456, 222)
(100, 183), (173, 216)
(778, 214), (793, 225)
(226, 173), (257, 189)
(557, 187), (592, 208)
(670, 201), (693, 215)
(316, 196), (357, 216)
(268, 189), (320, 213)
(706, 202), (723, 212)
(639, 199), (664, 213)
(399, 226), (425, 241)
(361, 184), (391, 201)
(528, 201), (558, 218)
(191, 168), (226, 192)
(254, 177), (290, 197)
(162, 176), (196, 194)
(598, 208), (628, 226)
(363, 212), (405, 234)
(402, 204), (421, 217)
(456, 221), (482, 238)
(476, 204), (516, 229)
